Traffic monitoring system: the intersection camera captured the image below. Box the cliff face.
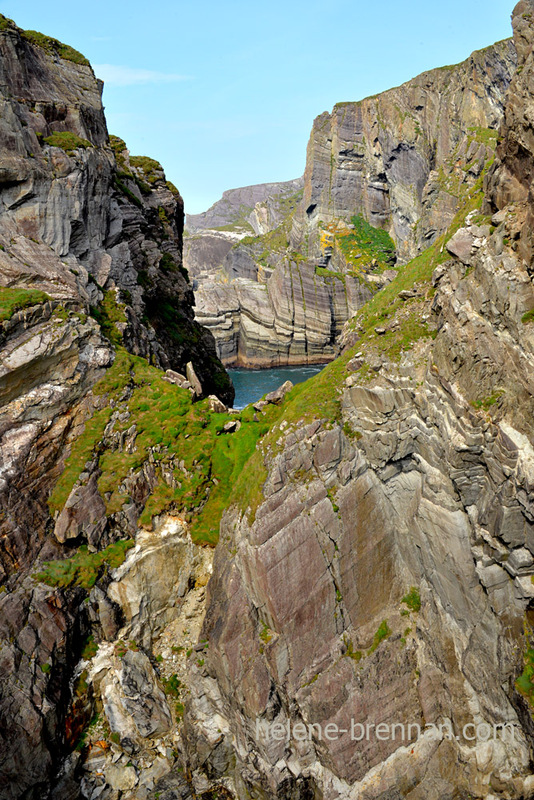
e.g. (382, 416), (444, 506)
(0, 16), (233, 799)
(293, 39), (516, 265)
(188, 41), (516, 367)
(7, 5), (534, 800)
(185, 178), (304, 234)
(177, 4), (534, 798)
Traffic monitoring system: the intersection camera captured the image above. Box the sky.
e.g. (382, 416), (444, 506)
(2, 1), (514, 214)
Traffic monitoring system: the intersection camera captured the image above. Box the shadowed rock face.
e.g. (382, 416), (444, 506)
(178, 6), (534, 799)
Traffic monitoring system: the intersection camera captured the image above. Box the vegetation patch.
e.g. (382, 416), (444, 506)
(0, 16), (91, 65)
(467, 126), (499, 147)
(335, 215), (396, 271)
(48, 348), (280, 545)
(367, 620), (392, 655)
(401, 587), (421, 613)
(34, 540), (134, 590)
(343, 636), (362, 662)
(516, 647), (534, 706)
(90, 290), (127, 347)
(114, 177), (143, 208)
(471, 390), (505, 411)
(0, 286), (50, 322)
(81, 635), (98, 660)
(130, 156), (163, 185)
(43, 132), (92, 152)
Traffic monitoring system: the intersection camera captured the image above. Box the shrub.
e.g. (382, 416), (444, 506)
(401, 587), (421, 613)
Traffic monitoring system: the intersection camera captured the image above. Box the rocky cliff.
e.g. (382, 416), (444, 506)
(188, 40), (516, 367)
(6, 4), (534, 800)
(0, 15), (233, 799)
(178, 3), (534, 798)
(185, 178), (304, 234)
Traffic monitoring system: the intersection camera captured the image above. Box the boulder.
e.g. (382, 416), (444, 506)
(265, 380), (293, 405)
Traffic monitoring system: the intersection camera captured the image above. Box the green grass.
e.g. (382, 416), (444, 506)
(516, 647), (534, 705)
(0, 286), (50, 322)
(43, 132), (92, 152)
(130, 156), (163, 185)
(522, 309), (534, 324)
(162, 674), (181, 697)
(401, 587), (421, 613)
(48, 348), (280, 545)
(0, 17), (91, 65)
(368, 620), (392, 655)
(336, 215), (396, 271)
(34, 540), (134, 590)
(166, 181), (181, 199)
(89, 290), (127, 346)
(467, 127), (499, 146)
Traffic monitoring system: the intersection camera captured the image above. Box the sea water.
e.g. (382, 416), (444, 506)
(228, 364), (328, 410)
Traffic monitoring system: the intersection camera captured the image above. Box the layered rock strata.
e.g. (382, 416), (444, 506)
(292, 38), (516, 265)
(177, 4), (534, 798)
(188, 40), (516, 367)
(0, 16), (231, 799)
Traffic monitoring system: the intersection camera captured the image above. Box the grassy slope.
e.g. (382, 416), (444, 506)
(48, 348), (284, 548)
(0, 286), (50, 322)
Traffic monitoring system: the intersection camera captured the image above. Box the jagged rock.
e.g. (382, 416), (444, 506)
(54, 470), (107, 544)
(92, 646), (172, 743)
(207, 395), (227, 413)
(398, 289), (417, 300)
(164, 370), (191, 390)
(107, 519), (203, 648)
(222, 420), (240, 433)
(186, 362), (202, 398)
(265, 380), (293, 405)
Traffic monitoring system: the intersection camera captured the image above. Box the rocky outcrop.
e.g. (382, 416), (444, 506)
(0, 14), (233, 799)
(176, 5), (534, 798)
(0, 14), (232, 406)
(193, 261), (372, 367)
(188, 40), (516, 367)
(292, 38), (516, 265)
(186, 178), (303, 233)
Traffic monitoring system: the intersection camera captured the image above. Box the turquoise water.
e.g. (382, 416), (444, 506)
(228, 364), (328, 410)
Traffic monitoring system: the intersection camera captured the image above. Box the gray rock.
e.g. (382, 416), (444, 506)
(265, 381), (293, 405)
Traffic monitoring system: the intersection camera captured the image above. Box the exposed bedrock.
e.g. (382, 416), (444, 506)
(187, 39), (516, 367)
(292, 38), (516, 265)
(178, 5), (534, 798)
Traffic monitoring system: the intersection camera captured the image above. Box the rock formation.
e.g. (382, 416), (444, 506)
(175, 4), (534, 798)
(0, 14), (232, 799)
(6, 4), (534, 800)
(187, 40), (516, 367)
(185, 178), (304, 234)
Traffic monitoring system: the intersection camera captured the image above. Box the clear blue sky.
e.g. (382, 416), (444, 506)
(2, 1), (514, 214)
